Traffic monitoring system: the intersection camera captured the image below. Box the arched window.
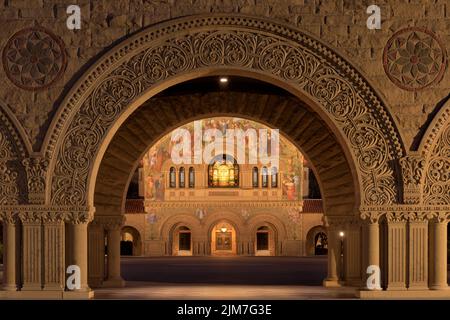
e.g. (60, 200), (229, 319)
(314, 232), (328, 255)
(252, 167), (259, 188)
(261, 166), (268, 188)
(169, 167), (176, 188)
(179, 167), (185, 188)
(271, 167), (278, 188)
(208, 154), (239, 187)
(189, 167), (195, 188)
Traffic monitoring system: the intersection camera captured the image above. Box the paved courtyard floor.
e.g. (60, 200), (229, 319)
(95, 256), (356, 299)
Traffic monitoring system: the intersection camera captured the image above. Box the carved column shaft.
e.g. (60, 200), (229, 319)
(42, 214), (65, 291)
(102, 216), (125, 287)
(2, 213), (18, 291)
(364, 220), (379, 290)
(323, 223), (340, 286)
(408, 217), (428, 289)
(430, 218), (448, 290)
(20, 213), (42, 291)
(88, 223), (105, 288)
(344, 222), (361, 286)
(385, 217), (407, 290)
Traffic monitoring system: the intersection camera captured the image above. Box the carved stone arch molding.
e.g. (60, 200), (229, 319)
(0, 100), (32, 204)
(47, 14), (405, 209)
(420, 100), (450, 205)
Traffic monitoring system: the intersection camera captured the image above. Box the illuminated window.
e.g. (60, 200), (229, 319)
(208, 155), (239, 187)
(252, 167), (259, 188)
(189, 167), (195, 188)
(169, 167), (176, 188)
(262, 166), (268, 188)
(179, 167), (185, 188)
(271, 167), (278, 188)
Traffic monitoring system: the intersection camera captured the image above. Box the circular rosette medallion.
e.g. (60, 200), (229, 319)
(383, 27), (447, 91)
(2, 27), (67, 91)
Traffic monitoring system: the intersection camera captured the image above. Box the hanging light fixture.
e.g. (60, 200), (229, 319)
(220, 225), (228, 233)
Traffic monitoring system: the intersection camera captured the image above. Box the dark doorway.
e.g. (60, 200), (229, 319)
(257, 232), (269, 250)
(121, 241), (133, 256)
(179, 232), (191, 251)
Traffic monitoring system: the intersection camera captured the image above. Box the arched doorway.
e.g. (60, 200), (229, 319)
(172, 226), (192, 256)
(120, 226), (142, 256)
(210, 222), (237, 256)
(255, 226), (273, 256)
(306, 226), (328, 256)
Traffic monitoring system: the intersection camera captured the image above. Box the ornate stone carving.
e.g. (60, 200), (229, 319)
(41, 211), (64, 223)
(423, 124), (450, 205)
(0, 161), (19, 205)
(23, 157), (48, 204)
(0, 211), (19, 224)
(64, 211), (92, 224)
(94, 215), (125, 231)
(399, 155), (426, 204)
(49, 15), (403, 208)
(359, 211), (383, 224)
(18, 211), (42, 224)
(2, 27), (67, 91)
(383, 27), (447, 91)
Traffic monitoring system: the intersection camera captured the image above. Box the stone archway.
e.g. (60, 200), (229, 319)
(306, 226), (328, 256)
(46, 14), (405, 295)
(2, 14), (417, 298)
(47, 14), (404, 210)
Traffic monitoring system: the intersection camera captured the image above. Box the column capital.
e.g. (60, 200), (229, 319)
(94, 215), (125, 231)
(64, 211), (93, 224)
(359, 211), (383, 224)
(0, 211), (19, 225)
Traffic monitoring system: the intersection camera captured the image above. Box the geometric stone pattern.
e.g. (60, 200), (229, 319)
(49, 15), (404, 208)
(383, 27), (447, 92)
(2, 27), (66, 91)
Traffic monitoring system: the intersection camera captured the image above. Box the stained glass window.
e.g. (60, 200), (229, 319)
(208, 155), (239, 187)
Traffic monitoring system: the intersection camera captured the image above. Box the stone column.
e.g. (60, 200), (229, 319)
(42, 213), (65, 291)
(19, 212), (42, 291)
(67, 212), (91, 294)
(323, 224), (340, 287)
(385, 213), (407, 290)
(103, 216), (125, 287)
(430, 215), (448, 290)
(408, 214), (428, 290)
(344, 220), (362, 286)
(363, 214), (380, 290)
(88, 222), (105, 288)
(1, 212), (18, 291)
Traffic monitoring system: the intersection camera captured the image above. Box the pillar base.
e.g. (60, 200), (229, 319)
(357, 289), (450, 299)
(430, 285), (449, 290)
(1, 285), (17, 291)
(102, 278), (125, 288)
(323, 279), (341, 287)
(0, 290), (94, 299)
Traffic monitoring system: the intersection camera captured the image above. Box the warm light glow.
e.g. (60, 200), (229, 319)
(220, 227), (228, 233)
(219, 77), (228, 83)
(339, 231), (344, 237)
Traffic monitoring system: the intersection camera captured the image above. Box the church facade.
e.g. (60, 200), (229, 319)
(121, 117), (326, 257)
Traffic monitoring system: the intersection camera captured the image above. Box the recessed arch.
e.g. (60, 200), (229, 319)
(46, 14), (405, 212)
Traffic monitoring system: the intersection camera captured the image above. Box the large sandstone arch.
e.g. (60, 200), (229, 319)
(420, 99), (450, 205)
(45, 14), (405, 213)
